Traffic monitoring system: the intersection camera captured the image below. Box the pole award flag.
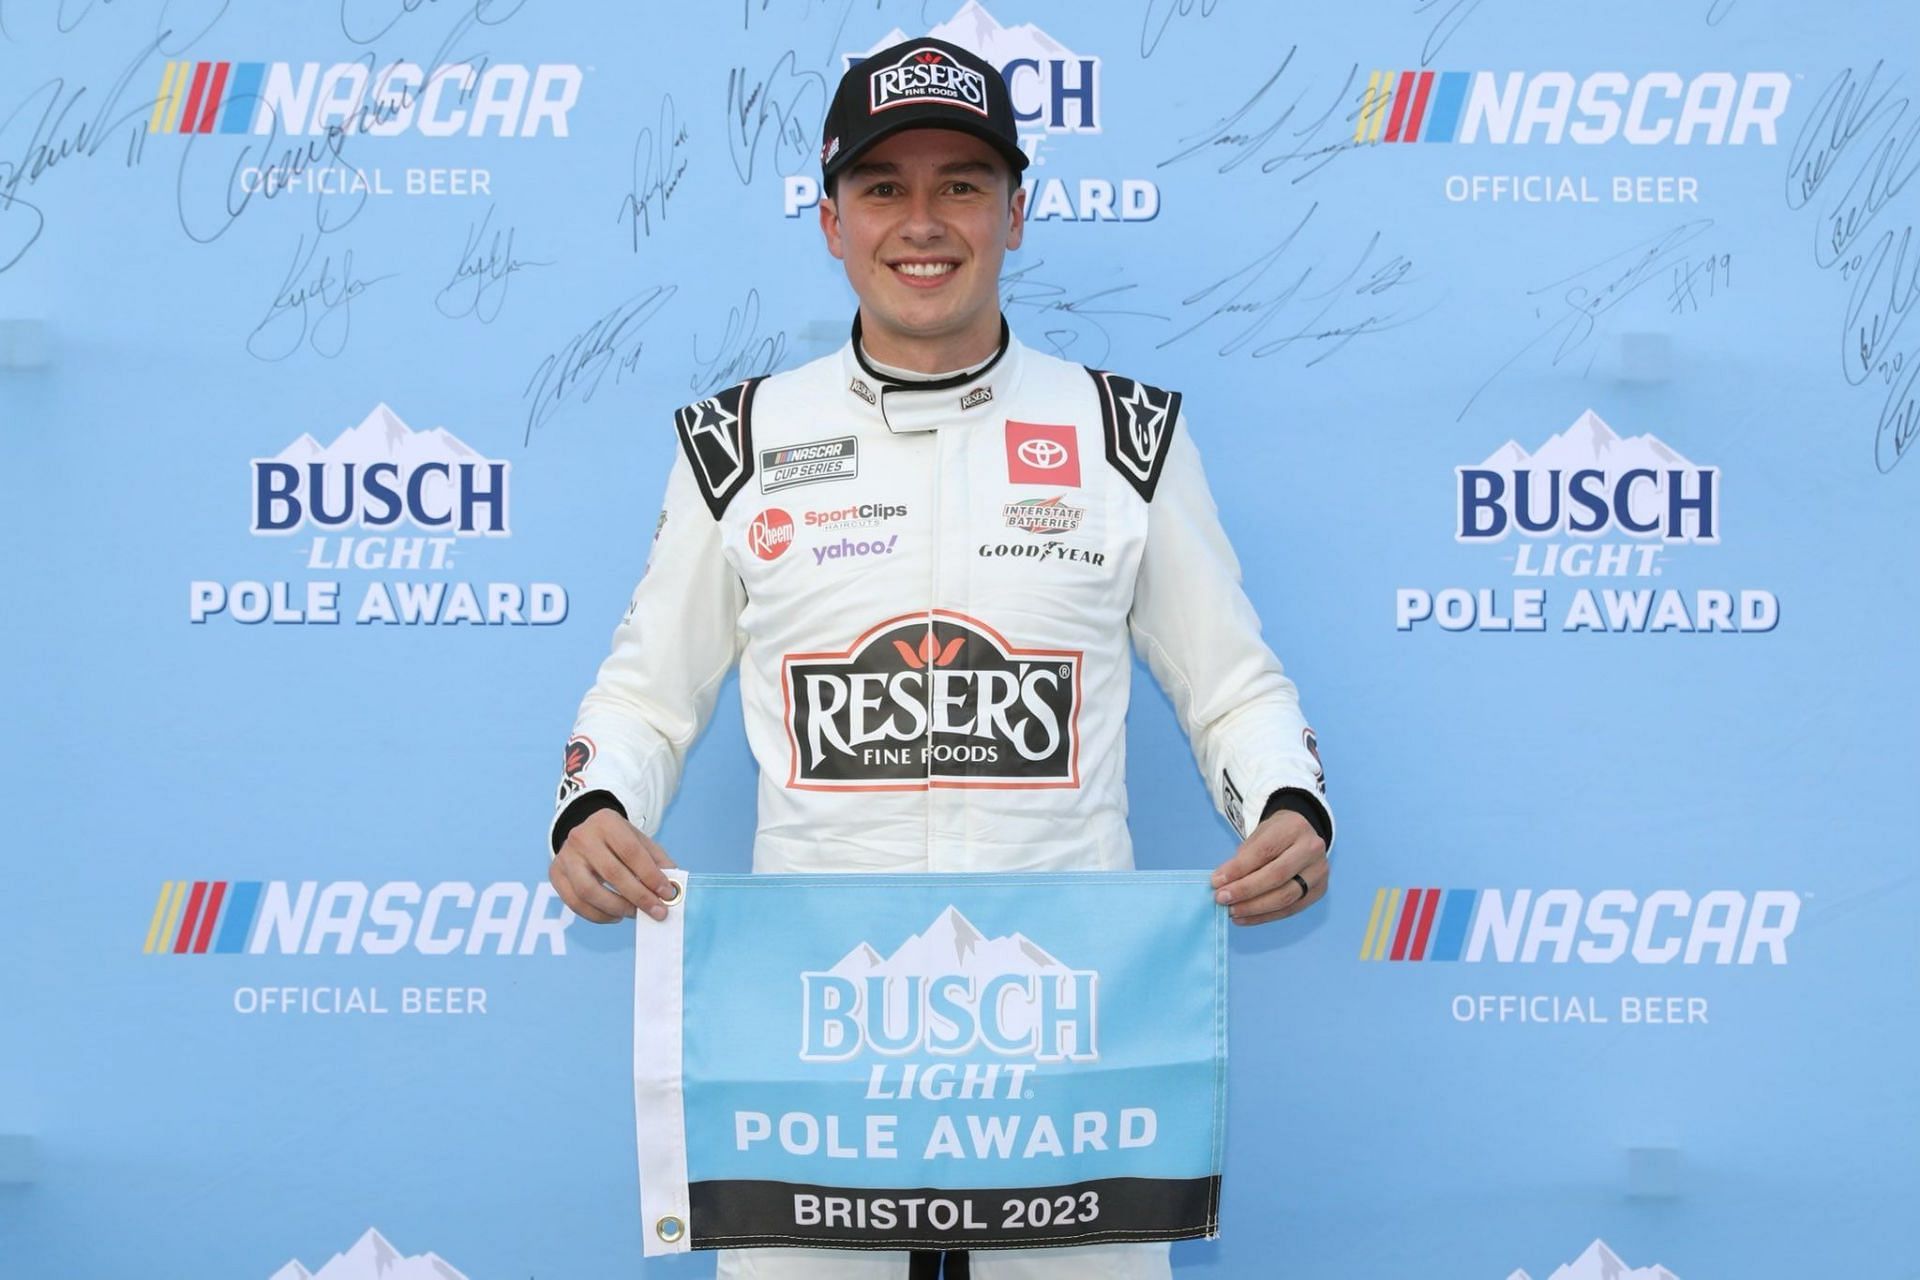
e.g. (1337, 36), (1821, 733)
(632, 870), (1228, 1255)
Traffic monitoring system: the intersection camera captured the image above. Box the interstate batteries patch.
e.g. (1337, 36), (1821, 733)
(761, 436), (859, 493)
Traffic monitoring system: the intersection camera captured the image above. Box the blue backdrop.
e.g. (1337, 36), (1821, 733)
(2, 2), (1915, 1278)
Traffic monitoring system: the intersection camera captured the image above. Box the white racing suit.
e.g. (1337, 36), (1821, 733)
(552, 318), (1331, 1280)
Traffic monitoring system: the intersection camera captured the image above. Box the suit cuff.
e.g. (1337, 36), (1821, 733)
(1261, 788), (1332, 851)
(550, 790), (628, 855)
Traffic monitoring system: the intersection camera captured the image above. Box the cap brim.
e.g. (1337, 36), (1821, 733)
(823, 115), (1029, 184)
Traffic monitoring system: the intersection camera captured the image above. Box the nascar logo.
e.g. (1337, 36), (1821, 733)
(144, 879), (572, 955)
(1360, 887), (1799, 964)
(1354, 70), (1790, 145)
(148, 60), (582, 137)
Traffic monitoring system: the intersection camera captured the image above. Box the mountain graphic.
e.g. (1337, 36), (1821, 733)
(830, 905), (1063, 977)
(271, 404), (487, 468)
(1474, 410), (1705, 532)
(1478, 410), (1695, 474)
(268, 1227), (467, 1280)
(824, 907), (1077, 1042)
(1509, 1238), (1682, 1280)
(857, 1), (1081, 75)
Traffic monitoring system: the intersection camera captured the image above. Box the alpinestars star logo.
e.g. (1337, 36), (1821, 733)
(677, 391), (747, 495)
(1117, 381), (1170, 462)
(783, 612), (1081, 790)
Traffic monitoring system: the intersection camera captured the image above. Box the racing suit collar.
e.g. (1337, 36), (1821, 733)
(843, 313), (1021, 435)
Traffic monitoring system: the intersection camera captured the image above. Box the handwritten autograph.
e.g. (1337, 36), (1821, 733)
(1140, 0), (1221, 59)
(1158, 48), (1364, 184)
(1786, 63), (1920, 473)
(1414, 0), (1487, 66)
(619, 95), (689, 247)
(523, 287), (679, 444)
(1158, 203), (1434, 365)
(1458, 219), (1715, 420)
(0, 32), (163, 272)
(1000, 259), (1167, 364)
(434, 203), (550, 323)
(690, 288), (788, 396)
(726, 50), (827, 186)
(20, 0), (231, 52)
(247, 233), (397, 361)
(337, 0), (525, 46)
(1668, 252), (1732, 314)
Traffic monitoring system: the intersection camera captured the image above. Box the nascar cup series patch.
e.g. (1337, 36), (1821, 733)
(632, 871), (1227, 1254)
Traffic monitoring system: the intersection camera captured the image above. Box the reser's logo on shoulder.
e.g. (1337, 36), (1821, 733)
(251, 403), (509, 536)
(784, 612), (1082, 791)
(802, 907), (1098, 1062)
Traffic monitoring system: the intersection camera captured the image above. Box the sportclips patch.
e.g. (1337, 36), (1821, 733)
(782, 612), (1081, 790)
(632, 871), (1227, 1254)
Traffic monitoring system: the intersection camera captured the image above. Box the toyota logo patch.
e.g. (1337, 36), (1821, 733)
(1005, 421), (1081, 487)
(1017, 439), (1068, 470)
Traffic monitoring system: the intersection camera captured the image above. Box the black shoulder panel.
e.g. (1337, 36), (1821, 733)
(673, 377), (764, 520)
(1086, 367), (1182, 502)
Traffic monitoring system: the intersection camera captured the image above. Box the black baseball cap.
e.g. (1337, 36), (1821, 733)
(820, 36), (1029, 187)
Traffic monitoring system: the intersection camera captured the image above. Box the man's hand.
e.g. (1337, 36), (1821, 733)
(1211, 811), (1329, 926)
(550, 808), (680, 923)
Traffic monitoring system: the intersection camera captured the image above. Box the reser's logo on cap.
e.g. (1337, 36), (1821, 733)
(870, 46), (989, 117)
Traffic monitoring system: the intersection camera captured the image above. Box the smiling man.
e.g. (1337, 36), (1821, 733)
(547, 36), (1333, 1280)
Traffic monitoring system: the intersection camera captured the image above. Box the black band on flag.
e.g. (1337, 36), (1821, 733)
(685, 1175), (1219, 1250)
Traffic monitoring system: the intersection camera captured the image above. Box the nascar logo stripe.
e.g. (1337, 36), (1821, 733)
(1423, 72), (1471, 141)
(1383, 71), (1419, 142)
(145, 880), (266, 954)
(178, 63), (213, 134)
(1356, 71), (1471, 143)
(1355, 72), (1389, 143)
(149, 62), (266, 133)
(143, 880), (184, 953)
(220, 64), (267, 132)
(1362, 888), (1480, 961)
(1359, 887), (1400, 960)
(149, 62), (186, 134)
(172, 880), (208, 952)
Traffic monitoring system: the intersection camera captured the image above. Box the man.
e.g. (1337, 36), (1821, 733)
(547, 37), (1333, 1280)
